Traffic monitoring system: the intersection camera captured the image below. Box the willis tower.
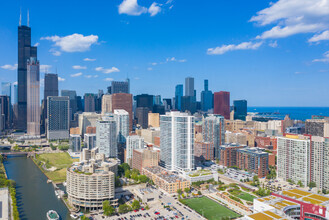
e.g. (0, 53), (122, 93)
(17, 11), (37, 130)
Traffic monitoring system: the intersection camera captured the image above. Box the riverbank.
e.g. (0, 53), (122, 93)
(4, 156), (71, 219)
(32, 152), (79, 183)
(1, 157), (19, 220)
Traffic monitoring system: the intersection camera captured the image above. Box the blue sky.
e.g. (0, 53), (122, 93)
(1, 0), (329, 106)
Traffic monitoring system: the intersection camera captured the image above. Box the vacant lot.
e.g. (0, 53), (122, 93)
(35, 152), (78, 183)
(180, 197), (241, 220)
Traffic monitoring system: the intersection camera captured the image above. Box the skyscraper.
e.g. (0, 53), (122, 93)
(110, 79), (130, 94)
(201, 80), (213, 112)
(126, 135), (144, 166)
(42, 73), (58, 134)
(233, 100), (247, 120)
(84, 93), (95, 112)
(160, 111), (195, 172)
(26, 57), (40, 136)
(114, 109), (129, 144)
(0, 96), (10, 129)
(17, 16), (37, 130)
(202, 114), (225, 159)
(185, 77), (194, 97)
(1, 82), (11, 102)
(61, 90), (77, 118)
(175, 84), (183, 111)
(96, 115), (117, 158)
(47, 96), (69, 140)
(136, 107), (149, 129)
(214, 91), (230, 119)
(105, 93), (133, 131)
(135, 94), (153, 110)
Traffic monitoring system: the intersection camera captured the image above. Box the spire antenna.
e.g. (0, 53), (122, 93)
(19, 8), (22, 26)
(27, 10), (29, 27)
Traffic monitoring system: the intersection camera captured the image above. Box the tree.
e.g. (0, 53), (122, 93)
(81, 216), (88, 220)
(198, 191), (202, 195)
(138, 175), (149, 183)
(118, 204), (132, 213)
(308, 182), (316, 188)
(103, 200), (115, 216)
(177, 189), (183, 195)
(206, 185), (209, 190)
(184, 188), (190, 193)
(131, 200), (141, 210)
(115, 176), (122, 187)
(297, 180), (304, 187)
(121, 163), (131, 172)
(125, 170), (131, 179)
(131, 173), (138, 181)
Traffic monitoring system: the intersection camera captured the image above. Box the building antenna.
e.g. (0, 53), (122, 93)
(19, 8), (22, 26)
(27, 9), (29, 27)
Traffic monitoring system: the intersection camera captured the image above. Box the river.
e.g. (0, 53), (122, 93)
(3, 155), (71, 220)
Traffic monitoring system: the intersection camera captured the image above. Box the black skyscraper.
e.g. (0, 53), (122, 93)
(17, 16), (37, 130)
(41, 73), (58, 134)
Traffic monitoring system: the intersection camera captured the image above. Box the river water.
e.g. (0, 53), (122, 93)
(3, 155), (71, 220)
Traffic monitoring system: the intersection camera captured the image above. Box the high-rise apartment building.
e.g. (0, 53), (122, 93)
(84, 133), (96, 150)
(101, 94), (111, 115)
(70, 134), (81, 152)
(78, 112), (101, 136)
(218, 144), (244, 167)
(17, 20), (37, 130)
(132, 147), (160, 173)
(84, 93), (95, 112)
(305, 119), (329, 137)
(114, 109), (129, 144)
(126, 135), (144, 166)
(194, 142), (214, 161)
(202, 114), (225, 158)
(175, 84), (183, 111)
(237, 147), (269, 178)
(26, 57), (40, 136)
(96, 115), (117, 158)
(233, 100), (247, 120)
(214, 91), (230, 119)
(47, 96), (69, 140)
(201, 80), (213, 112)
(160, 111), (195, 172)
(277, 135), (311, 187)
(61, 90), (78, 118)
(1, 82), (11, 103)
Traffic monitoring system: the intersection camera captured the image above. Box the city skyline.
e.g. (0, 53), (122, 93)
(1, 0), (329, 106)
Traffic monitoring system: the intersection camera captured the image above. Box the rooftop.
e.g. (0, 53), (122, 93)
(247, 210), (288, 220)
(144, 166), (188, 183)
(278, 189), (329, 206)
(256, 195), (298, 211)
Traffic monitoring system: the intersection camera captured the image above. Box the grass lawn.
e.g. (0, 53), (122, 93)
(181, 197), (241, 220)
(36, 152), (79, 183)
(236, 192), (256, 202)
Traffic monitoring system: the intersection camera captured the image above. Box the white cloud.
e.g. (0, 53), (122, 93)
(119, 0), (163, 16)
(313, 51), (329, 62)
(134, 77), (140, 80)
(72, 65), (87, 70)
(269, 41), (278, 48)
(207, 41), (263, 55)
(119, 0), (148, 16)
(34, 42), (40, 47)
(95, 66), (120, 74)
(1, 64), (17, 70)
(41, 34), (99, 52)
(250, 0), (329, 40)
(166, 57), (187, 63)
(104, 78), (114, 81)
(13, 81), (18, 86)
(49, 48), (61, 56)
(83, 58), (96, 62)
(309, 30), (329, 42)
(58, 77), (65, 81)
(85, 75), (93, 78)
(94, 75), (98, 78)
(149, 2), (161, 16)
(40, 64), (52, 72)
(147, 67), (153, 71)
(70, 72), (83, 77)
(151, 62), (157, 66)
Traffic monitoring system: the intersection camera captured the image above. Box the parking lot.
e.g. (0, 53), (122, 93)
(224, 168), (255, 182)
